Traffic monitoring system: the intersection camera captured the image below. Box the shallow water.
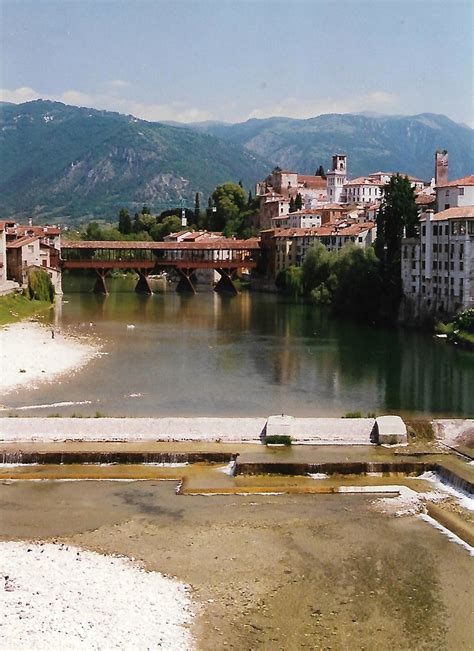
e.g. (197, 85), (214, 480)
(3, 275), (473, 416)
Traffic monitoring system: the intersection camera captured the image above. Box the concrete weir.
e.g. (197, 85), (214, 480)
(0, 416), (377, 444)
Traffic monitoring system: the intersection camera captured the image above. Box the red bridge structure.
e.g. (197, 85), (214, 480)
(60, 239), (261, 294)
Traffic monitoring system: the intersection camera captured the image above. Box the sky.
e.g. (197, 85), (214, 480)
(1, 0), (473, 125)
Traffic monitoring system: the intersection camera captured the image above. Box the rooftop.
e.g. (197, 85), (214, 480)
(436, 174), (474, 188)
(420, 205), (474, 221)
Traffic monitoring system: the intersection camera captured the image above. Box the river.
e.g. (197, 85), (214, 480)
(3, 275), (474, 417)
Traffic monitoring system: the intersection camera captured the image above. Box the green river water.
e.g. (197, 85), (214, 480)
(3, 275), (473, 417)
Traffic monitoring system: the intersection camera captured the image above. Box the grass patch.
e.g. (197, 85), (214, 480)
(343, 411), (363, 418)
(405, 420), (435, 443)
(265, 434), (292, 446)
(0, 292), (52, 325)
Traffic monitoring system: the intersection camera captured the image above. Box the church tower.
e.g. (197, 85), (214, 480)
(327, 154), (347, 203)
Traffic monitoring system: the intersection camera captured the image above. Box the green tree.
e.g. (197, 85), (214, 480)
(275, 266), (303, 297)
(289, 196), (296, 213)
(294, 193), (303, 211)
(315, 165), (326, 179)
(210, 182), (247, 232)
(248, 190), (253, 206)
(118, 208), (131, 235)
(150, 215), (182, 241)
(194, 192), (201, 226)
(375, 174), (418, 321)
(301, 242), (334, 293)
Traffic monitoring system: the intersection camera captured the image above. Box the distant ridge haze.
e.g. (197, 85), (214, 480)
(0, 100), (472, 223)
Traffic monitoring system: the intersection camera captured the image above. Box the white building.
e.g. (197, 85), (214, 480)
(326, 154), (347, 203)
(343, 177), (384, 204)
(435, 175), (474, 212)
(271, 209), (322, 230)
(402, 207), (474, 316)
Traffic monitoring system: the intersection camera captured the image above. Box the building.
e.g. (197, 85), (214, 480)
(269, 220), (377, 277)
(270, 209), (323, 230)
(326, 155), (347, 203)
(2, 221), (62, 294)
(255, 169), (327, 228)
(401, 207), (474, 317)
(343, 177), (384, 204)
(435, 175), (474, 212)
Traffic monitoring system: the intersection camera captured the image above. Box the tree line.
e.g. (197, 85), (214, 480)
(73, 181), (260, 244)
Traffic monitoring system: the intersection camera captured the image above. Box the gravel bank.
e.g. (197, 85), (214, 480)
(0, 541), (194, 650)
(0, 322), (97, 395)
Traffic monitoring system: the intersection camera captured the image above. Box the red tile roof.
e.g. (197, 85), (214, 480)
(420, 206), (474, 221)
(436, 174), (474, 188)
(6, 235), (40, 249)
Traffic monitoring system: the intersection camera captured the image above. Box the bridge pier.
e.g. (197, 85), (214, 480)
(93, 269), (108, 294)
(176, 268), (196, 294)
(135, 269), (153, 294)
(214, 268), (238, 295)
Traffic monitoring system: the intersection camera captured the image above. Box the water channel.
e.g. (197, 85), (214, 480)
(3, 275), (474, 417)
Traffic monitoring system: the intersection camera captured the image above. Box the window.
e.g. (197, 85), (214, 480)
(445, 225), (449, 235)
(412, 261), (416, 269)
(459, 187), (464, 196)
(433, 225), (438, 235)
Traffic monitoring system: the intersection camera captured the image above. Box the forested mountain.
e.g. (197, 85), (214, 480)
(0, 100), (269, 223)
(1, 100), (472, 224)
(189, 112), (474, 181)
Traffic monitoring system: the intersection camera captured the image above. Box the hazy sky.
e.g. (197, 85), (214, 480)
(1, 0), (473, 125)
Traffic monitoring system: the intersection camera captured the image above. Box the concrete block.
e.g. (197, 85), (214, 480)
(266, 415), (294, 438)
(374, 415), (407, 445)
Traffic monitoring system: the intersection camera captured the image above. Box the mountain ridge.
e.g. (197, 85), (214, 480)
(1, 100), (472, 224)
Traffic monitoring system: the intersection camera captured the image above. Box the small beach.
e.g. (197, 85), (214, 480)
(0, 321), (97, 395)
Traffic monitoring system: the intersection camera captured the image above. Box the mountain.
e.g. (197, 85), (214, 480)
(0, 100), (270, 223)
(189, 113), (474, 181)
(1, 101), (472, 225)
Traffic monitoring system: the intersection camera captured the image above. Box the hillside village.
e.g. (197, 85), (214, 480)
(1, 150), (473, 321)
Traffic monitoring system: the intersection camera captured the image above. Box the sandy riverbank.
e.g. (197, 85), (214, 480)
(0, 541), (194, 649)
(0, 321), (97, 396)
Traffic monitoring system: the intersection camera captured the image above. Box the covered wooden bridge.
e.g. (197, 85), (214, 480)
(60, 239), (261, 294)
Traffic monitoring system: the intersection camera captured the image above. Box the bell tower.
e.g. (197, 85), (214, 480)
(327, 154), (348, 203)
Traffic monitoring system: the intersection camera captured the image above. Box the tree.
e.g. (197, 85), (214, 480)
(294, 192), (303, 211)
(302, 242), (334, 294)
(248, 190), (253, 206)
(194, 192), (201, 226)
(118, 208), (131, 235)
(210, 182), (247, 232)
(315, 165), (326, 179)
(375, 174), (418, 321)
(289, 196), (296, 213)
(150, 215), (182, 241)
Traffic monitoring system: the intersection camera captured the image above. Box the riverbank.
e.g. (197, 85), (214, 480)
(0, 292), (52, 326)
(0, 541), (194, 649)
(0, 321), (97, 395)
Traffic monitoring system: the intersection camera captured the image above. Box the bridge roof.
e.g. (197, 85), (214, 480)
(61, 239), (261, 251)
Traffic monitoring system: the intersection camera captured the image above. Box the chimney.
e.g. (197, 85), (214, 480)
(435, 151), (448, 187)
(181, 209), (187, 227)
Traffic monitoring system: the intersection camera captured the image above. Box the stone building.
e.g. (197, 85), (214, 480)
(401, 207), (474, 317)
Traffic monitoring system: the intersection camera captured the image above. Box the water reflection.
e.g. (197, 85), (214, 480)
(5, 275), (473, 417)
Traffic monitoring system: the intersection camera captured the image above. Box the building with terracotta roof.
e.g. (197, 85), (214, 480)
(2, 221), (62, 293)
(268, 220), (377, 277)
(435, 174), (474, 212)
(401, 206), (474, 316)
